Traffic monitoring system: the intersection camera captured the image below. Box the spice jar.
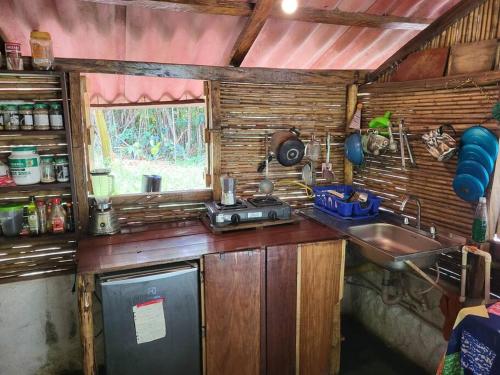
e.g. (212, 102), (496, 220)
(4, 105), (20, 130)
(5, 42), (23, 71)
(40, 155), (56, 183)
(55, 156), (69, 182)
(30, 31), (54, 71)
(19, 104), (34, 131)
(49, 103), (64, 130)
(33, 103), (50, 130)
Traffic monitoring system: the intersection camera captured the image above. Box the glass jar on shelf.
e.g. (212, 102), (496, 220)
(19, 104), (34, 131)
(4, 105), (19, 130)
(0, 105), (4, 130)
(55, 156), (69, 182)
(33, 103), (50, 130)
(49, 103), (64, 130)
(40, 155), (56, 183)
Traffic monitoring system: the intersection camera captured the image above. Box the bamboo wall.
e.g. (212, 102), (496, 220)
(355, 79), (498, 238)
(378, 0), (500, 83)
(216, 82), (346, 207)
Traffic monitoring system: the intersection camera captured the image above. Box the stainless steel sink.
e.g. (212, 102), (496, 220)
(347, 223), (442, 255)
(301, 208), (466, 271)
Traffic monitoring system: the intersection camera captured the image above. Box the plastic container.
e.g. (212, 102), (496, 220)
(30, 31), (54, 70)
(8, 146), (41, 185)
(313, 185), (381, 219)
(0, 203), (24, 237)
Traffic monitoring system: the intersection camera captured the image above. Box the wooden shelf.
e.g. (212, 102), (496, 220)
(0, 182), (71, 193)
(0, 130), (66, 137)
(0, 232), (77, 247)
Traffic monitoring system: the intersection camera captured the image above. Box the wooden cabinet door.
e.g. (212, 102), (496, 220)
(297, 240), (345, 375)
(266, 245), (298, 375)
(204, 249), (264, 375)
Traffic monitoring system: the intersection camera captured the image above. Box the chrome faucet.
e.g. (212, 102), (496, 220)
(400, 195), (421, 230)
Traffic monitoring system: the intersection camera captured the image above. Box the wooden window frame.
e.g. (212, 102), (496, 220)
(83, 82), (214, 203)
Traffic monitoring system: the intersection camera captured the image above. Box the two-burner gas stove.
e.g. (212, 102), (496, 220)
(205, 195), (292, 228)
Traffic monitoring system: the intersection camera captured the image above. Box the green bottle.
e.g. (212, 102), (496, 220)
(472, 197), (488, 243)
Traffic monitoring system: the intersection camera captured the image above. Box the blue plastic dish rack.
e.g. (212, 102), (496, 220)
(312, 185), (381, 220)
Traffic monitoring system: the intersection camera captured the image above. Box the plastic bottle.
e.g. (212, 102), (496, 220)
(49, 198), (66, 234)
(472, 197), (488, 243)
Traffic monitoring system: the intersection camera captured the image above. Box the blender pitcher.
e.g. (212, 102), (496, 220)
(90, 169), (115, 209)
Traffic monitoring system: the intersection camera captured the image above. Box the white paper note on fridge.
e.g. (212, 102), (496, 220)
(132, 298), (166, 344)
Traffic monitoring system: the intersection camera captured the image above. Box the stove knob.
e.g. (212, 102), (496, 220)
(231, 214), (241, 225)
(268, 211), (278, 221)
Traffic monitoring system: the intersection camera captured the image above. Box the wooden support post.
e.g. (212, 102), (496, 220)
(208, 81), (222, 201)
(344, 85), (358, 185)
(69, 72), (90, 235)
(77, 273), (96, 375)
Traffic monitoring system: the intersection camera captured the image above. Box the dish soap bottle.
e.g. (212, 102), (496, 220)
(472, 197), (488, 243)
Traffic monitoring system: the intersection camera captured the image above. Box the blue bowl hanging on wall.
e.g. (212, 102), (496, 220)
(345, 133), (364, 166)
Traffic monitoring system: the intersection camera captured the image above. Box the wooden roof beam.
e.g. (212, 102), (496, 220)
(228, 0), (275, 67)
(80, 0), (432, 30)
(52, 57), (368, 85)
(367, 0), (489, 82)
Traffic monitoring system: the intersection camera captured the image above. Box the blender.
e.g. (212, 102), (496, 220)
(89, 169), (120, 235)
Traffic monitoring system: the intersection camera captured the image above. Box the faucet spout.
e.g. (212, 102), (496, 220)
(400, 195), (421, 230)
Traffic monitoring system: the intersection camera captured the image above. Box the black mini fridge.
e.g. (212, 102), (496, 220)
(99, 263), (201, 375)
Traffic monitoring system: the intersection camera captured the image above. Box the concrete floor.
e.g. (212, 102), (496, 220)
(340, 315), (428, 375)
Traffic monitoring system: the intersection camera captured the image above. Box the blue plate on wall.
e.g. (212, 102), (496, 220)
(456, 160), (490, 188)
(461, 126), (499, 160)
(453, 173), (485, 202)
(458, 144), (495, 175)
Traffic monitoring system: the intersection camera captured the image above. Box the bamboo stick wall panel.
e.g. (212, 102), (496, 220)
(378, 0), (500, 82)
(0, 72), (77, 283)
(219, 82), (346, 207)
(355, 81), (498, 238)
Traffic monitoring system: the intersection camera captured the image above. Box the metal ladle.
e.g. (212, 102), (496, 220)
(259, 134), (274, 195)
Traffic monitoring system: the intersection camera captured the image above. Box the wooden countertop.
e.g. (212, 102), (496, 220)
(77, 217), (344, 274)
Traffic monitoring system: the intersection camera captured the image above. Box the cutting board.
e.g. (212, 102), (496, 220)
(391, 48), (449, 82)
(447, 39), (498, 75)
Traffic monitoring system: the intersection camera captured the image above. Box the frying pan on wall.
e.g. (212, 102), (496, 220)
(258, 128), (305, 172)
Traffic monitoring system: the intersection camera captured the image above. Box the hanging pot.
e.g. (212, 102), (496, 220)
(258, 127), (305, 171)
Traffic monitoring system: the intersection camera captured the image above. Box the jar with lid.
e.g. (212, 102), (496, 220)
(55, 156), (69, 182)
(30, 31), (54, 71)
(0, 105), (4, 130)
(4, 105), (19, 130)
(19, 104), (34, 131)
(49, 103), (64, 130)
(8, 146), (40, 185)
(33, 103), (50, 130)
(40, 155), (56, 183)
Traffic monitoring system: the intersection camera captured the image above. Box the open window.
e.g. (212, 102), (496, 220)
(84, 74), (210, 197)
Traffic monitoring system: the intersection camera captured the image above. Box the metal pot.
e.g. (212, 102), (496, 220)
(258, 128), (305, 171)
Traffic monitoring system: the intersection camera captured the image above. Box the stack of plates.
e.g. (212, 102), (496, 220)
(453, 126), (498, 202)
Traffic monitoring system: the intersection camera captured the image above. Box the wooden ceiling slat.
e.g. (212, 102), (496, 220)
(228, 0), (275, 67)
(80, 0), (432, 30)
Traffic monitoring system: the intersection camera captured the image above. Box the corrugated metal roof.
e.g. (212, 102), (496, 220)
(0, 0), (459, 103)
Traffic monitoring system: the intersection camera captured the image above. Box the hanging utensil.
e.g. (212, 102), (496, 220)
(403, 128), (416, 167)
(302, 160), (315, 186)
(259, 134), (274, 195)
(321, 133), (335, 181)
(399, 121), (406, 170)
